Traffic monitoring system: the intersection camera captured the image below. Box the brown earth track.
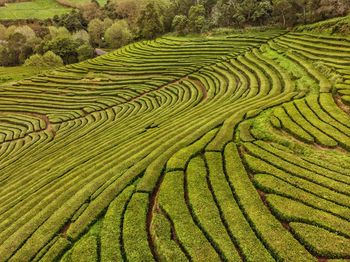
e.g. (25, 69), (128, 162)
(158, 206), (192, 260)
(60, 221), (71, 238)
(147, 170), (165, 261)
(0, 111), (56, 145)
(192, 78), (208, 101)
(240, 145), (299, 245)
(334, 94), (350, 115)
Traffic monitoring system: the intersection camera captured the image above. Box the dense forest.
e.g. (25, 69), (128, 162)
(0, 0), (348, 67)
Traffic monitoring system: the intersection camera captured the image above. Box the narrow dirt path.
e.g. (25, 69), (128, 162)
(334, 94), (350, 115)
(41, 114), (56, 137)
(191, 78), (208, 101)
(0, 111), (56, 145)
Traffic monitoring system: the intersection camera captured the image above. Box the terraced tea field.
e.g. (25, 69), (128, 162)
(0, 30), (350, 261)
(0, 66), (49, 84)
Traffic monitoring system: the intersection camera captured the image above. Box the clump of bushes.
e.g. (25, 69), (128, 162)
(24, 51), (64, 67)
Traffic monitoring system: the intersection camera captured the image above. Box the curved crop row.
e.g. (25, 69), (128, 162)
(0, 30), (349, 261)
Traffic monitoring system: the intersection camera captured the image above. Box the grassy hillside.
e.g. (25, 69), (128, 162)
(96, 0), (107, 5)
(0, 0), (107, 20)
(0, 29), (350, 261)
(0, 0), (71, 20)
(57, 0), (107, 8)
(0, 66), (49, 84)
(295, 15), (350, 35)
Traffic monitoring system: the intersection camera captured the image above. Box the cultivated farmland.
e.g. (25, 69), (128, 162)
(56, 0), (107, 8)
(0, 0), (70, 20)
(0, 30), (350, 261)
(0, 66), (49, 84)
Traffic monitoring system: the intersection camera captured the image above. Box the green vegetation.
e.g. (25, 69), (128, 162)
(0, 0), (348, 68)
(0, 13), (350, 262)
(290, 223), (350, 258)
(96, 0), (107, 6)
(24, 51), (64, 67)
(0, 0), (70, 20)
(0, 65), (48, 84)
(296, 15), (350, 35)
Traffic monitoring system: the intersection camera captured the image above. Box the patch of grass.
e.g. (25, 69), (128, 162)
(0, 66), (49, 84)
(295, 15), (350, 35)
(0, 0), (71, 20)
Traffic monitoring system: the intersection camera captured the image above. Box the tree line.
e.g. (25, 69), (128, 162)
(0, 0), (348, 67)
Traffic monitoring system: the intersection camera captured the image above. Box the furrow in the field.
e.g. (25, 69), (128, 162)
(290, 222), (350, 258)
(186, 156), (241, 261)
(294, 99), (350, 149)
(205, 151), (274, 261)
(254, 141), (350, 184)
(267, 194), (350, 239)
(159, 171), (220, 261)
(284, 101), (337, 147)
(244, 143), (350, 197)
(223, 143), (314, 261)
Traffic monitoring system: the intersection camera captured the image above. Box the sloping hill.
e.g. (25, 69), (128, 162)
(0, 0), (71, 20)
(0, 66), (48, 84)
(0, 30), (350, 261)
(295, 15), (350, 35)
(56, 0), (107, 8)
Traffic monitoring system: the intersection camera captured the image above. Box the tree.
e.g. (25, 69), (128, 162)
(198, 0), (217, 15)
(0, 47), (19, 66)
(103, 18), (114, 31)
(172, 15), (188, 35)
(151, 0), (172, 32)
(44, 36), (79, 64)
(5, 25), (16, 39)
(14, 26), (36, 42)
(210, 0), (237, 27)
(171, 0), (195, 15)
(53, 10), (87, 32)
(88, 18), (113, 47)
(252, 0), (272, 25)
(77, 43), (94, 61)
(24, 53), (44, 66)
(210, 0), (224, 27)
(104, 20), (133, 48)
(33, 25), (50, 39)
(48, 26), (70, 39)
(0, 33), (22, 65)
(137, 2), (164, 39)
(316, 0), (349, 20)
(188, 4), (206, 32)
(8, 32), (28, 65)
(81, 2), (102, 21)
(294, 0), (311, 24)
(0, 45), (6, 65)
(272, 0), (293, 26)
(24, 51), (63, 67)
(112, 0), (139, 23)
(0, 24), (6, 40)
(239, 0), (257, 23)
(42, 51), (64, 66)
(106, 0), (171, 34)
(0, 25), (41, 66)
(73, 30), (90, 45)
(88, 18), (104, 46)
